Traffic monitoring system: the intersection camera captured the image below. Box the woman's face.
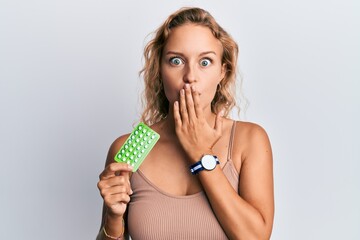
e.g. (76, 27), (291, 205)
(161, 24), (225, 111)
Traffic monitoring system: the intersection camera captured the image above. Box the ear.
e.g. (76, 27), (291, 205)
(220, 63), (226, 83)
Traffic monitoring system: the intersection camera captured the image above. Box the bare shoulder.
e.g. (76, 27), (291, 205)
(235, 121), (269, 139)
(233, 121), (272, 163)
(236, 121), (269, 143)
(104, 133), (131, 167)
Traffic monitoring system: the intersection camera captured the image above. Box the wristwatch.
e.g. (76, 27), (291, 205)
(190, 154), (220, 175)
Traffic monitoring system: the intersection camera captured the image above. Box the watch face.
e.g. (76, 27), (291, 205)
(201, 155), (217, 170)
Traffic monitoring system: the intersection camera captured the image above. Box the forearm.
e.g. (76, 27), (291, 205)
(199, 168), (272, 240)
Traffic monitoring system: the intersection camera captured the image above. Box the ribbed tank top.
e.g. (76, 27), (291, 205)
(127, 122), (238, 240)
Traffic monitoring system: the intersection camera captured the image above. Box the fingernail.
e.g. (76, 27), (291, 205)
(128, 164), (133, 170)
(180, 89), (184, 95)
(191, 85), (196, 91)
(129, 189), (133, 195)
(184, 84), (189, 89)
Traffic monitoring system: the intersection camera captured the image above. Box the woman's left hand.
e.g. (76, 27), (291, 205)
(173, 84), (223, 163)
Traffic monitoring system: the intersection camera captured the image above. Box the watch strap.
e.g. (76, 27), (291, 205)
(190, 155), (219, 175)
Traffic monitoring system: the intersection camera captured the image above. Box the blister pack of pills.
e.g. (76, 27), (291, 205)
(114, 122), (160, 172)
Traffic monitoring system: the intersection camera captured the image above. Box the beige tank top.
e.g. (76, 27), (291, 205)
(127, 121), (239, 240)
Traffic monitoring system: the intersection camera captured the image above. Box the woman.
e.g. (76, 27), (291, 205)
(97, 7), (274, 240)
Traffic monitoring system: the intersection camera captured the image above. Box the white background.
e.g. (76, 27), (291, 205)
(1, 0), (359, 239)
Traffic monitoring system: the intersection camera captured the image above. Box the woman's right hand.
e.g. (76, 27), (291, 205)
(97, 162), (133, 218)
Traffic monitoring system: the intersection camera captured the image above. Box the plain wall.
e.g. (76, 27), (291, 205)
(1, 0), (359, 239)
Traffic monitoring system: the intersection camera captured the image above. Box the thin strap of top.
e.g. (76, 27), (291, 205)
(227, 121), (237, 161)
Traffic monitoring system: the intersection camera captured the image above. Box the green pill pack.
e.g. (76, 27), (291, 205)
(114, 122), (160, 172)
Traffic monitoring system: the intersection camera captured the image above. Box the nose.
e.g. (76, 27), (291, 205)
(183, 63), (197, 84)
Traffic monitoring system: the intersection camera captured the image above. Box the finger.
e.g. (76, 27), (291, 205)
(191, 85), (203, 119)
(119, 169), (131, 183)
(98, 178), (130, 197)
(173, 101), (182, 128)
(99, 175), (129, 189)
(104, 193), (131, 206)
(101, 185), (132, 197)
(100, 162), (133, 180)
(184, 84), (197, 120)
(179, 88), (189, 124)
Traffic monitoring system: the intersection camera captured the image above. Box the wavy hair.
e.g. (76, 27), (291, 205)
(140, 7), (239, 125)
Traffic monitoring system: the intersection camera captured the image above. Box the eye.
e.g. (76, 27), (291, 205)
(169, 57), (184, 66)
(200, 58), (212, 67)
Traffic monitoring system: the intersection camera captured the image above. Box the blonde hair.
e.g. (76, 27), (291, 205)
(140, 7), (239, 125)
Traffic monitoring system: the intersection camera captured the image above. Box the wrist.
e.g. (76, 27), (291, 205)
(189, 154), (219, 175)
(189, 149), (214, 164)
(103, 214), (125, 239)
(106, 211), (123, 222)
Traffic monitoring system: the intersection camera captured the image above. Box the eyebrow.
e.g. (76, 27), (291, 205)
(165, 51), (217, 57)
